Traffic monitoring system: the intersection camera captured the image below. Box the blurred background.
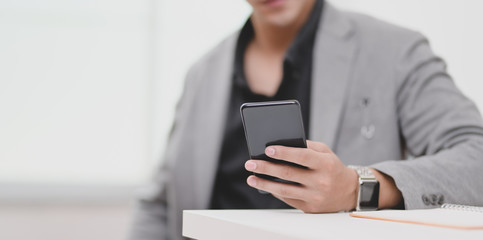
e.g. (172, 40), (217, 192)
(0, 0), (482, 239)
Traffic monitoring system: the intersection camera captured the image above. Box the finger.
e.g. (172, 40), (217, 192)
(246, 175), (306, 200)
(245, 160), (310, 185)
(272, 194), (307, 210)
(306, 140), (333, 153)
(265, 146), (325, 169)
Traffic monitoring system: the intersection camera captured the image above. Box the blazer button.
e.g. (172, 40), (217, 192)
(437, 194), (445, 205)
(430, 194), (439, 205)
(361, 124), (375, 139)
(422, 194), (431, 205)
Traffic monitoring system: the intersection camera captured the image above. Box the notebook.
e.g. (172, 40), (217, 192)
(350, 204), (483, 230)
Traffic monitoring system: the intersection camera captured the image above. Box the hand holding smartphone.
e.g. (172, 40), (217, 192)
(240, 100), (307, 185)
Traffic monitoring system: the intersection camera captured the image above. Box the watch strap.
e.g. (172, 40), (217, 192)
(348, 165), (379, 211)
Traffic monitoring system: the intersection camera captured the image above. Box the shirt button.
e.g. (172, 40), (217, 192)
(361, 124), (375, 139)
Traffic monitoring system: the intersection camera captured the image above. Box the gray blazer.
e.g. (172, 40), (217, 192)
(129, 3), (483, 240)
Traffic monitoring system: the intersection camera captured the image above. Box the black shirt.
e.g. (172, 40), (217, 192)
(210, 0), (324, 209)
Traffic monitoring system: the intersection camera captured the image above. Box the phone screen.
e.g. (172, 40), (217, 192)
(240, 100), (307, 168)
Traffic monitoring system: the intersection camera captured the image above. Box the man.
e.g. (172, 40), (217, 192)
(129, 0), (483, 239)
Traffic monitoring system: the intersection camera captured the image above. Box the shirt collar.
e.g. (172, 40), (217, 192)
(285, 0), (323, 67)
(234, 0), (324, 87)
(234, 19), (254, 88)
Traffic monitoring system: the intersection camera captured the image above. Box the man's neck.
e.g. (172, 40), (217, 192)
(250, 2), (316, 55)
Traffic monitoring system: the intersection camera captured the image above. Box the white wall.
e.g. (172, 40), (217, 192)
(0, 0), (151, 192)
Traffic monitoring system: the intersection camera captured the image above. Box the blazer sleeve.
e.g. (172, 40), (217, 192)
(127, 170), (170, 240)
(128, 62), (202, 240)
(371, 34), (483, 209)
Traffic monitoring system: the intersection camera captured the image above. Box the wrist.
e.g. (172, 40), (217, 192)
(371, 169), (403, 209)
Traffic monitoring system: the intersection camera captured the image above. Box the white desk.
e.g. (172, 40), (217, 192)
(183, 209), (483, 240)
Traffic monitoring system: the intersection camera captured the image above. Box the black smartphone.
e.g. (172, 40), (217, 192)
(240, 100), (307, 184)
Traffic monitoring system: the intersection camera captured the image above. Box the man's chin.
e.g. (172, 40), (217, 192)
(257, 12), (299, 27)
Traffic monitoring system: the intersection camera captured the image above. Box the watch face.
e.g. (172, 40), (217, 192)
(360, 181), (379, 210)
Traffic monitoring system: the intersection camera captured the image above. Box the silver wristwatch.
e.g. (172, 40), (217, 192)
(348, 165), (379, 211)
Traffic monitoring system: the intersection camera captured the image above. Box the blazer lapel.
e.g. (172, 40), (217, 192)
(310, 3), (357, 151)
(192, 37), (237, 209)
